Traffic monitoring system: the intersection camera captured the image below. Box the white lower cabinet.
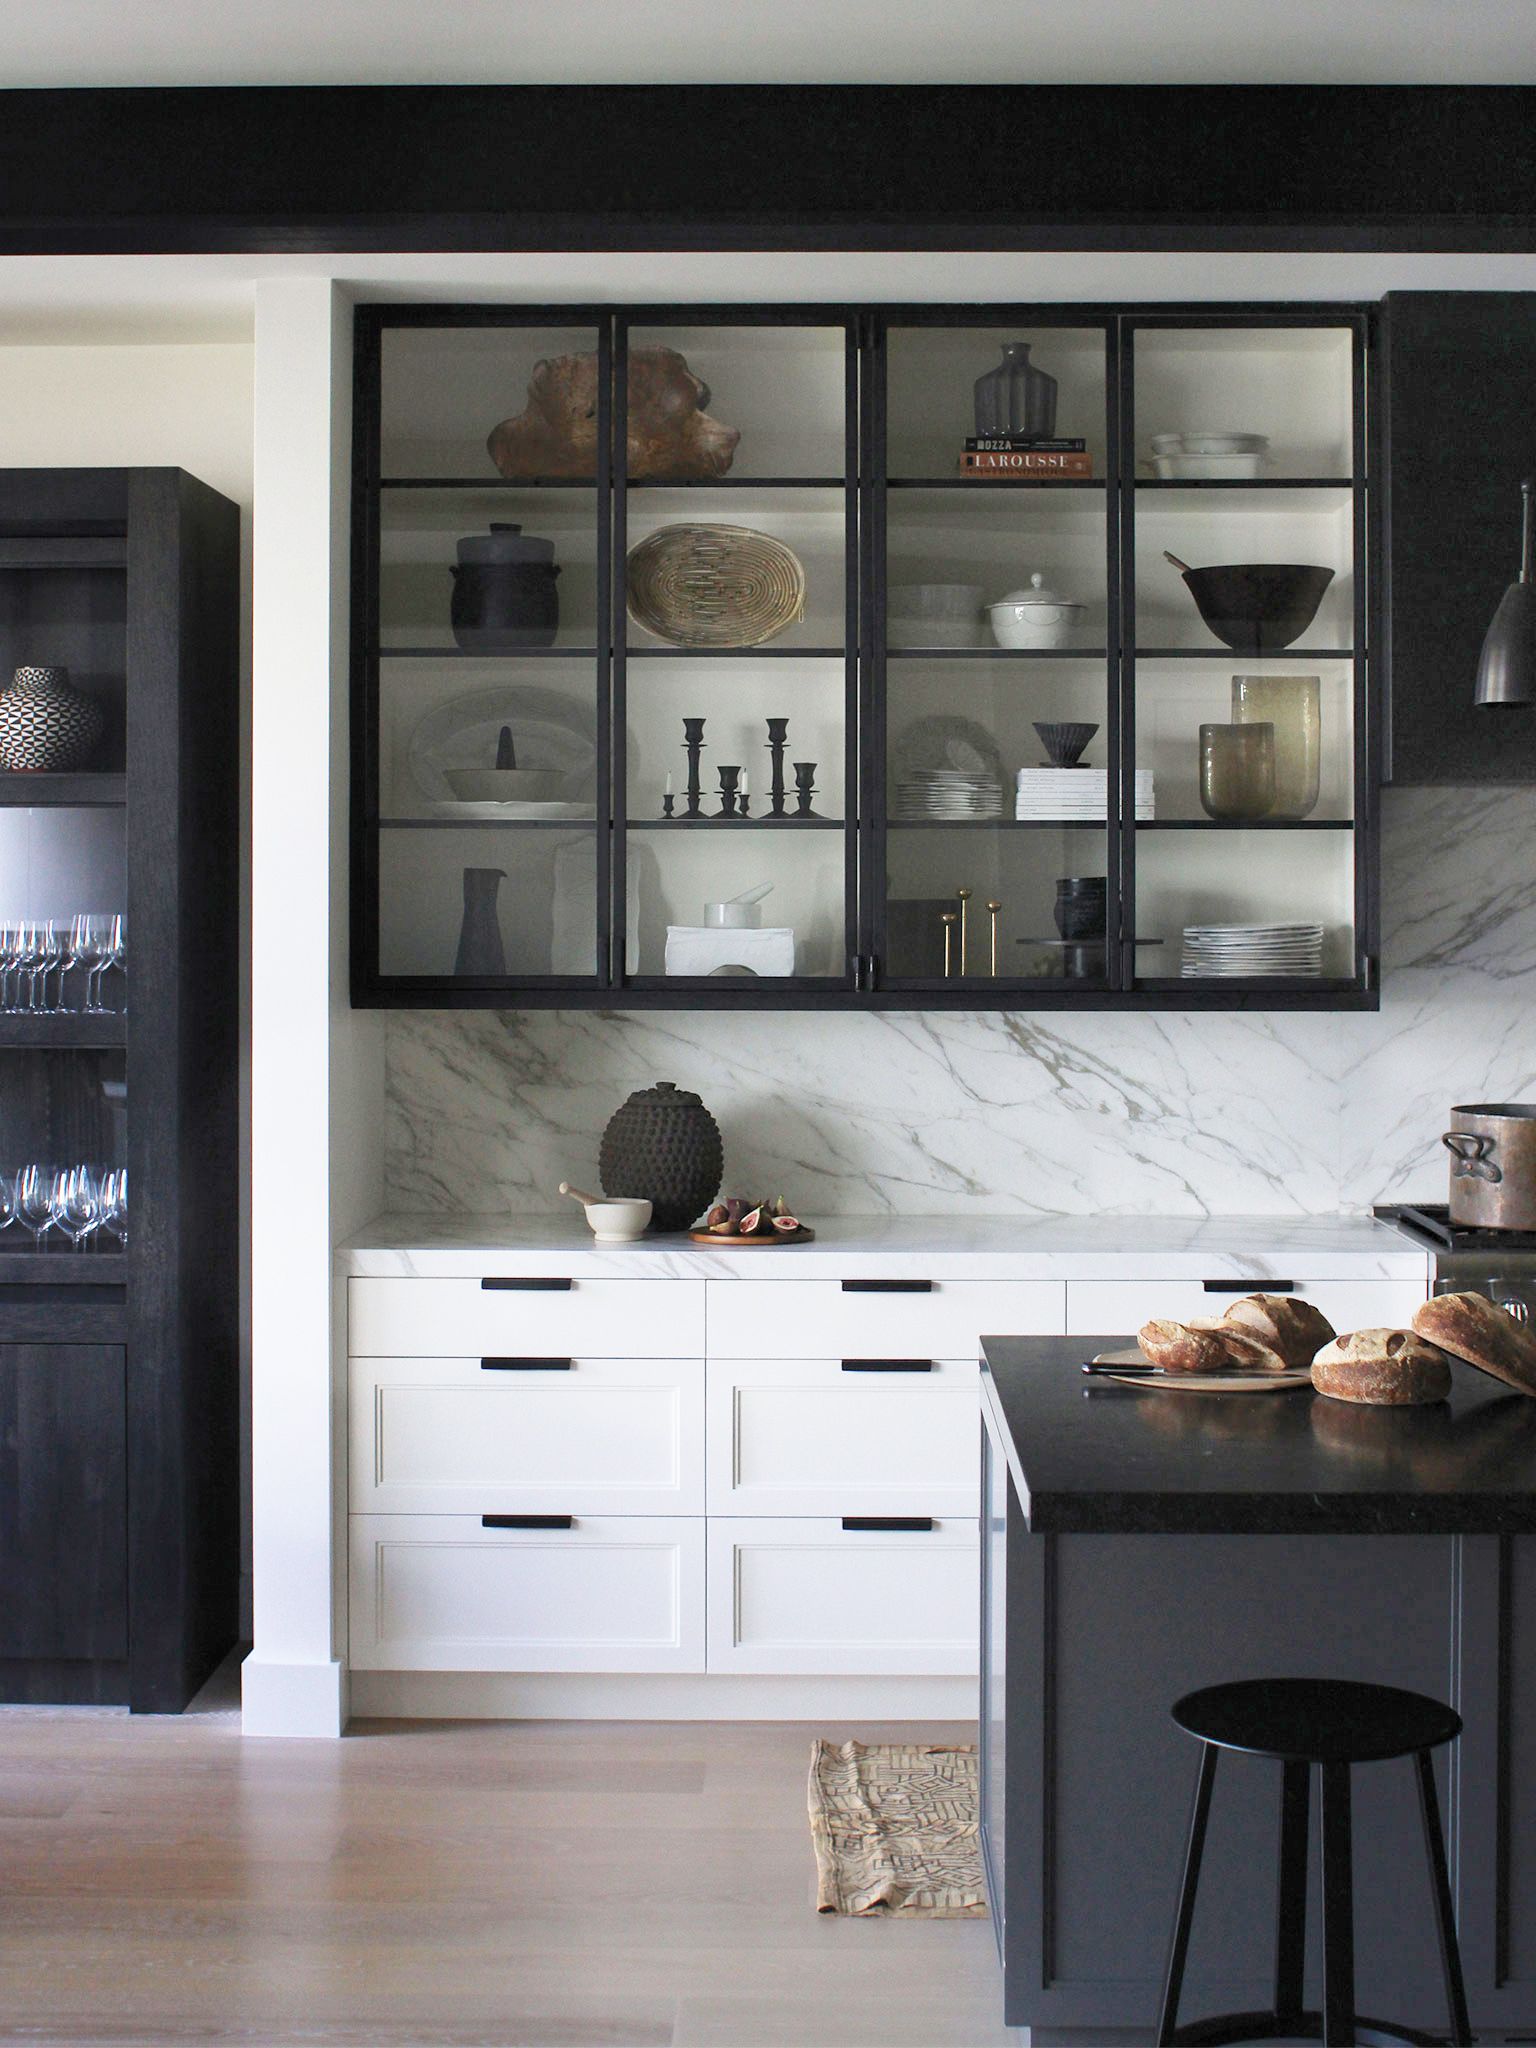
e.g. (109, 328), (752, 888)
(349, 1514), (706, 1673)
(1065, 1276), (1428, 1338)
(706, 1358), (979, 1517)
(705, 1278), (1062, 1359)
(706, 1517), (980, 1676)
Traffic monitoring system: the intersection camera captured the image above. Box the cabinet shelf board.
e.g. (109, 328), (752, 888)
(376, 817), (596, 831)
(886, 646), (1109, 661)
(628, 816), (844, 830)
(0, 1249), (129, 1283)
(888, 818), (1106, 830)
(626, 476), (848, 491)
(0, 535), (126, 569)
(1135, 477), (1356, 492)
(887, 477), (1105, 492)
(380, 476), (598, 490)
(0, 1014), (125, 1049)
(378, 646), (600, 661)
(1135, 646), (1354, 660)
(1136, 817), (1355, 830)
(624, 645), (845, 659)
(0, 773), (126, 807)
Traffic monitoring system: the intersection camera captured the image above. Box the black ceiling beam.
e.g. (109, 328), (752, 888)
(2, 84), (1534, 254)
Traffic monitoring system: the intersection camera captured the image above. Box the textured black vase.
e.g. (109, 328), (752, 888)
(449, 560), (561, 651)
(599, 1081), (724, 1232)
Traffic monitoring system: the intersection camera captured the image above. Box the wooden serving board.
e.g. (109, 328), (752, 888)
(687, 1226), (816, 1247)
(1090, 1347), (1312, 1393)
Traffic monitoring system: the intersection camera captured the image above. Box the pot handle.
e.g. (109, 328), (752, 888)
(1443, 1130), (1503, 1183)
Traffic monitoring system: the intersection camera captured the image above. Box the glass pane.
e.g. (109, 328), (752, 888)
(888, 489), (1107, 655)
(380, 323), (602, 481)
(1132, 326), (1354, 481)
(625, 324), (847, 479)
(0, 563), (125, 773)
(0, 1048), (126, 1257)
(379, 486), (598, 654)
(886, 821), (1111, 985)
(886, 325), (1107, 480)
(1134, 828), (1356, 983)
(378, 826), (599, 978)
(1134, 658), (1354, 824)
(625, 487), (845, 654)
(1135, 486), (1355, 654)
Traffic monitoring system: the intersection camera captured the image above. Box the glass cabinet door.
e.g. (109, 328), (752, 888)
(876, 318), (1120, 993)
(613, 315), (857, 992)
(1125, 317), (1367, 995)
(358, 311), (610, 992)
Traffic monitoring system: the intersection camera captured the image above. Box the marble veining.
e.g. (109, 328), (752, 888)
(383, 786), (1536, 1219)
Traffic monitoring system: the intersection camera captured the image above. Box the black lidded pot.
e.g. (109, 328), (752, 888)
(450, 523), (560, 651)
(599, 1081), (724, 1233)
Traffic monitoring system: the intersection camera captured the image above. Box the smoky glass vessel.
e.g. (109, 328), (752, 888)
(1231, 674), (1321, 820)
(1200, 721), (1276, 821)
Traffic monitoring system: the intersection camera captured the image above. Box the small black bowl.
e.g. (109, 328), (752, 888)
(1178, 562), (1334, 653)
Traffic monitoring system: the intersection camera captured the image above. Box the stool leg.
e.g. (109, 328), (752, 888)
(1413, 1749), (1472, 2047)
(1157, 1743), (1218, 2048)
(1319, 1761), (1356, 2047)
(1274, 1758), (1311, 2027)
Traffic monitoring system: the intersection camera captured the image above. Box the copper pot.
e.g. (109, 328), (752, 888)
(1443, 1102), (1536, 1231)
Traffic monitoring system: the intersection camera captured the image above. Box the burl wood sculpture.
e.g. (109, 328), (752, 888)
(487, 347), (740, 481)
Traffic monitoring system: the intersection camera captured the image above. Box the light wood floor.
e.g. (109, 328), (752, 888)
(0, 1665), (1018, 2047)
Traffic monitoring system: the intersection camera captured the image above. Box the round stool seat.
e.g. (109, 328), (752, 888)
(1172, 1676), (1461, 1765)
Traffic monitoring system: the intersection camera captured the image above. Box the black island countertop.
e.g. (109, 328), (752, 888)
(981, 1333), (1536, 1535)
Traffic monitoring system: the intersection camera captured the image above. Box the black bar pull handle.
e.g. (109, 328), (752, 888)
(481, 1277), (573, 1291)
(481, 1514), (574, 1529)
(1201, 1279), (1296, 1295)
(841, 1279), (933, 1294)
(841, 1516), (936, 1532)
(481, 1357), (574, 1371)
(841, 1359), (934, 1373)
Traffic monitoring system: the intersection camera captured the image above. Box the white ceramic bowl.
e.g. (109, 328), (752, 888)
(988, 599), (1084, 650)
(1151, 452), (1264, 480)
(580, 1197), (652, 1242)
(705, 902), (762, 929)
(1149, 430), (1269, 456)
(445, 766), (564, 802)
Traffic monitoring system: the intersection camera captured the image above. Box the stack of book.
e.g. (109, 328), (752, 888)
(958, 436), (1092, 479)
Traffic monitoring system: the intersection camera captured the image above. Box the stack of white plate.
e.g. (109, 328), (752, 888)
(894, 767), (1006, 820)
(1149, 431), (1270, 480)
(1015, 769), (1155, 821)
(1181, 922), (1324, 977)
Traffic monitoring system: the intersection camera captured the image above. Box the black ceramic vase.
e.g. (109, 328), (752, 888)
(450, 561), (561, 651)
(599, 1081), (724, 1233)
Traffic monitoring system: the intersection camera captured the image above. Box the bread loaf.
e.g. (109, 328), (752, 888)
(1223, 1293), (1335, 1369)
(1310, 1328), (1452, 1406)
(1138, 1316), (1289, 1375)
(1412, 1291), (1536, 1397)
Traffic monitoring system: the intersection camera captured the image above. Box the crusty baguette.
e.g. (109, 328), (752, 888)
(1223, 1293), (1336, 1369)
(1138, 1315), (1289, 1375)
(1311, 1328), (1452, 1406)
(1412, 1291), (1536, 1398)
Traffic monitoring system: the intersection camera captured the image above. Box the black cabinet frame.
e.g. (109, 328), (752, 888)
(351, 300), (1380, 1013)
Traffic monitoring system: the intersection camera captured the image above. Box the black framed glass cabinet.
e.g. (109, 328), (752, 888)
(352, 304), (1375, 1011)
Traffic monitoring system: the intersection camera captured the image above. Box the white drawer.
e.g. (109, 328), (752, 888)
(706, 1516), (979, 1676)
(349, 1357), (704, 1515)
(706, 1358), (980, 1516)
(348, 1277), (702, 1359)
(1064, 1277), (1429, 1340)
(349, 1514), (705, 1673)
(705, 1278), (1062, 1359)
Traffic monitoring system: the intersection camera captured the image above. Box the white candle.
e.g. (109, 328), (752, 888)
(740, 768), (750, 796)
(664, 771), (674, 797)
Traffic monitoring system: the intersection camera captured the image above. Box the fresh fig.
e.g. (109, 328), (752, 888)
(739, 1205), (765, 1236)
(704, 1203), (730, 1230)
(771, 1213), (801, 1234)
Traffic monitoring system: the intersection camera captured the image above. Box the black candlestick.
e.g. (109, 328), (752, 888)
(717, 765), (742, 818)
(792, 761), (821, 820)
(661, 791), (676, 818)
(682, 717), (705, 819)
(765, 717), (789, 818)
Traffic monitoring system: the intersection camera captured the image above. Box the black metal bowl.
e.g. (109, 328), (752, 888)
(1178, 562), (1335, 652)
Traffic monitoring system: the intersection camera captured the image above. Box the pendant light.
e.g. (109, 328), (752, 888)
(1475, 478), (1536, 706)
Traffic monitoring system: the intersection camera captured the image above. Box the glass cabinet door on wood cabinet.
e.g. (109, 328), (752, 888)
(353, 303), (1376, 1010)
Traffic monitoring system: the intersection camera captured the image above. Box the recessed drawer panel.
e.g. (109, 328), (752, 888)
(1064, 1277), (1428, 1341)
(347, 1277), (701, 1359)
(706, 1358), (980, 1516)
(706, 1517), (979, 1676)
(349, 1357), (704, 1515)
(349, 1514), (705, 1673)
(705, 1279), (1062, 1359)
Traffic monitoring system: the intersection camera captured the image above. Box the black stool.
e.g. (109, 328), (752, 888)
(1156, 1677), (1471, 2048)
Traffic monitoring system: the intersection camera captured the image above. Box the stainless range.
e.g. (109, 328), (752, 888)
(1377, 1202), (1536, 1321)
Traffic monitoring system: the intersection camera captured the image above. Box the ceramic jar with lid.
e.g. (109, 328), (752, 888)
(598, 1080), (724, 1233)
(988, 573), (1085, 650)
(450, 524), (561, 651)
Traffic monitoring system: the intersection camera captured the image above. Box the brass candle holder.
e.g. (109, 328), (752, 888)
(940, 911), (958, 978)
(987, 900), (1002, 976)
(957, 888), (972, 976)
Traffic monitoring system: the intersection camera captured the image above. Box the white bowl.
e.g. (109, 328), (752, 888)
(1151, 452), (1264, 480)
(1149, 431), (1269, 455)
(581, 1197), (652, 1242)
(445, 766), (564, 801)
(988, 600), (1084, 650)
(705, 902), (762, 929)
(889, 616), (985, 649)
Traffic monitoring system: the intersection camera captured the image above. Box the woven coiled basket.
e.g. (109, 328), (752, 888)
(626, 523), (806, 648)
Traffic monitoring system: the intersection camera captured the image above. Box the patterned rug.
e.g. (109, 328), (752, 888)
(807, 1739), (988, 1917)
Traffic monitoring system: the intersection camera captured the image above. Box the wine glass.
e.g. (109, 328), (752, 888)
(56, 914), (92, 1015)
(87, 914), (124, 1016)
(15, 1163), (56, 1246)
(50, 1164), (101, 1250)
(0, 926), (22, 1014)
(14, 924), (43, 1012)
(99, 1166), (128, 1249)
(0, 1169), (17, 1234)
(35, 921), (63, 1015)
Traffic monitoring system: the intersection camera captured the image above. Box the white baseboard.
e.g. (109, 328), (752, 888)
(240, 1653), (349, 1736)
(346, 1670), (978, 1723)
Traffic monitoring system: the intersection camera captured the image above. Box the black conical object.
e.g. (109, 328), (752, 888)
(1475, 478), (1536, 706)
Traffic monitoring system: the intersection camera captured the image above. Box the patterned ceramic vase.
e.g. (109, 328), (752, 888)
(599, 1081), (724, 1233)
(0, 666), (105, 772)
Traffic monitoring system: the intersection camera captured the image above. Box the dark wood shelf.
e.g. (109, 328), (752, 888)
(0, 1013), (125, 1049)
(1135, 476), (1355, 491)
(0, 1247), (129, 1282)
(380, 476), (597, 490)
(378, 645), (599, 660)
(889, 817), (1105, 829)
(887, 477), (1105, 491)
(0, 535), (125, 569)
(627, 476), (847, 490)
(0, 772), (126, 807)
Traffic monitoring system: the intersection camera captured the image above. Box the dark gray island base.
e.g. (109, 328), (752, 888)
(980, 1335), (1536, 2044)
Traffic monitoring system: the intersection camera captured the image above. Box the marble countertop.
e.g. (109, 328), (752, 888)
(981, 1333), (1536, 1534)
(337, 1211), (1431, 1280)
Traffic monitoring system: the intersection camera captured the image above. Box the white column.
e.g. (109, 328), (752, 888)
(243, 277), (379, 1736)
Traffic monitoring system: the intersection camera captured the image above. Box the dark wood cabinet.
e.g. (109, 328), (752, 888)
(0, 469), (241, 1712)
(1382, 290), (1536, 782)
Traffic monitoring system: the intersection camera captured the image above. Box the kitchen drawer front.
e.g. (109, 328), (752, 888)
(1064, 1276), (1429, 1340)
(347, 1277), (701, 1359)
(706, 1358), (980, 1516)
(706, 1517), (979, 1676)
(705, 1279), (1063, 1360)
(349, 1357), (704, 1515)
(348, 1514), (705, 1673)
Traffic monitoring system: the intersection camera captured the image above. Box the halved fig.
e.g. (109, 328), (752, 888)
(771, 1213), (801, 1234)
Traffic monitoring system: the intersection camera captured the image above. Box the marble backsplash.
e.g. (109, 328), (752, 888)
(382, 787), (1536, 1218)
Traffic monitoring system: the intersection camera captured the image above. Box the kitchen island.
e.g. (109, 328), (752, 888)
(980, 1335), (1536, 2043)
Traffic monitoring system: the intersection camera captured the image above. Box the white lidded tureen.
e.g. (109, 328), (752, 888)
(988, 572), (1085, 650)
